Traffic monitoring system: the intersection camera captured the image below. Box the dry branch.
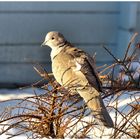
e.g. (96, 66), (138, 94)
(0, 33), (140, 138)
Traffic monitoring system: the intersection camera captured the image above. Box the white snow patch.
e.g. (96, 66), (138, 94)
(0, 88), (139, 139)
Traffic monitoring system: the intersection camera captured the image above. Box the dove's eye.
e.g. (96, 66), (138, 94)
(52, 37), (54, 40)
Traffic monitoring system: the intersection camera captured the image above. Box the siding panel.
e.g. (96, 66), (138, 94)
(0, 2), (119, 12)
(136, 14), (140, 41)
(0, 63), (51, 84)
(135, 2), (140, 34)
(137, 2), (140, 12)
(0, 14), (118, 44)
(0, 45), (115, 63)
(0, 2), (120, 85)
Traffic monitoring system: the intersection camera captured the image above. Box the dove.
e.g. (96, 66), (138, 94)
(42, 31), (114, 128)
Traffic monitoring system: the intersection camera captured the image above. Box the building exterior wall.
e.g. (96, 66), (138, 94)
(0, 2), (139, 86)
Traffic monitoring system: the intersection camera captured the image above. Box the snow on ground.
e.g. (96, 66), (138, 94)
(64, 91), (140, 138)
(0, 88), (46, 101)
(0, 88), (139, 139)
(0, 88), (47, 140)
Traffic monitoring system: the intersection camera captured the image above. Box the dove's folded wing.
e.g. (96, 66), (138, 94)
(65, 46), (102, 92)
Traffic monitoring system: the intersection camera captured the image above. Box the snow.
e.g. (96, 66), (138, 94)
(0, 88), (45, 100)
(0, 88), (139, 139)
(64, 91), (140, 138)
(118, 61), (140, 83)
(0, 88), (46, 140)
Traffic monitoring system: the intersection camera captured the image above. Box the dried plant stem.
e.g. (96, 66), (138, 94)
(123, 32), (138, 62)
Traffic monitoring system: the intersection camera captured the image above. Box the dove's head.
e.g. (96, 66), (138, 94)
(42, 31), (66, 49)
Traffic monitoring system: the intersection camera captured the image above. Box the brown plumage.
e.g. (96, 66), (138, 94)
(42, 31), (114, 128)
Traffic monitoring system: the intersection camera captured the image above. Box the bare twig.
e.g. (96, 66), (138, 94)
(123, 32), (138, 62)
(0, 33), (140, 139)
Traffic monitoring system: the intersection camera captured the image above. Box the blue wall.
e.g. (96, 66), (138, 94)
(0, 2), (139, 85)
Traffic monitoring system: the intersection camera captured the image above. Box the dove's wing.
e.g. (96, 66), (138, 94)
(64, 46), (102, 92)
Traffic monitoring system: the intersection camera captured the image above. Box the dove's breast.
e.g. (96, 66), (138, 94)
(51, 51), (87, 87)
(52, 52), (74, 85)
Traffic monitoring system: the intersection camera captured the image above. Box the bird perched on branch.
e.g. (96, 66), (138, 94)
(42, 31), (114, 128)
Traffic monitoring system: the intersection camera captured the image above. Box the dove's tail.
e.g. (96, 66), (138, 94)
(78, 88), (114, 128)
(90, 96), (114, 128)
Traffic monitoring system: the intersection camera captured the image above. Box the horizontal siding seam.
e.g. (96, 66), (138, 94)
(118, 26), (136, 32)
(0, 43), (117, 47)
(0, 11), (120, 14)
(0, 60), (114, 64)
(0, 61), (50, 64)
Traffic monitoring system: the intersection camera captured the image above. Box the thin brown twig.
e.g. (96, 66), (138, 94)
(123, 32), (138, 62)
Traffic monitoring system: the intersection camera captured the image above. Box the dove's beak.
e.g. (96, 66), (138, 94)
(41, 40), (48, 47)
(41, 41), (47, 47)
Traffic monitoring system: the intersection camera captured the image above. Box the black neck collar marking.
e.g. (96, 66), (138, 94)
(58, 41), (67, 48)
(52, 41), (67, 60)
